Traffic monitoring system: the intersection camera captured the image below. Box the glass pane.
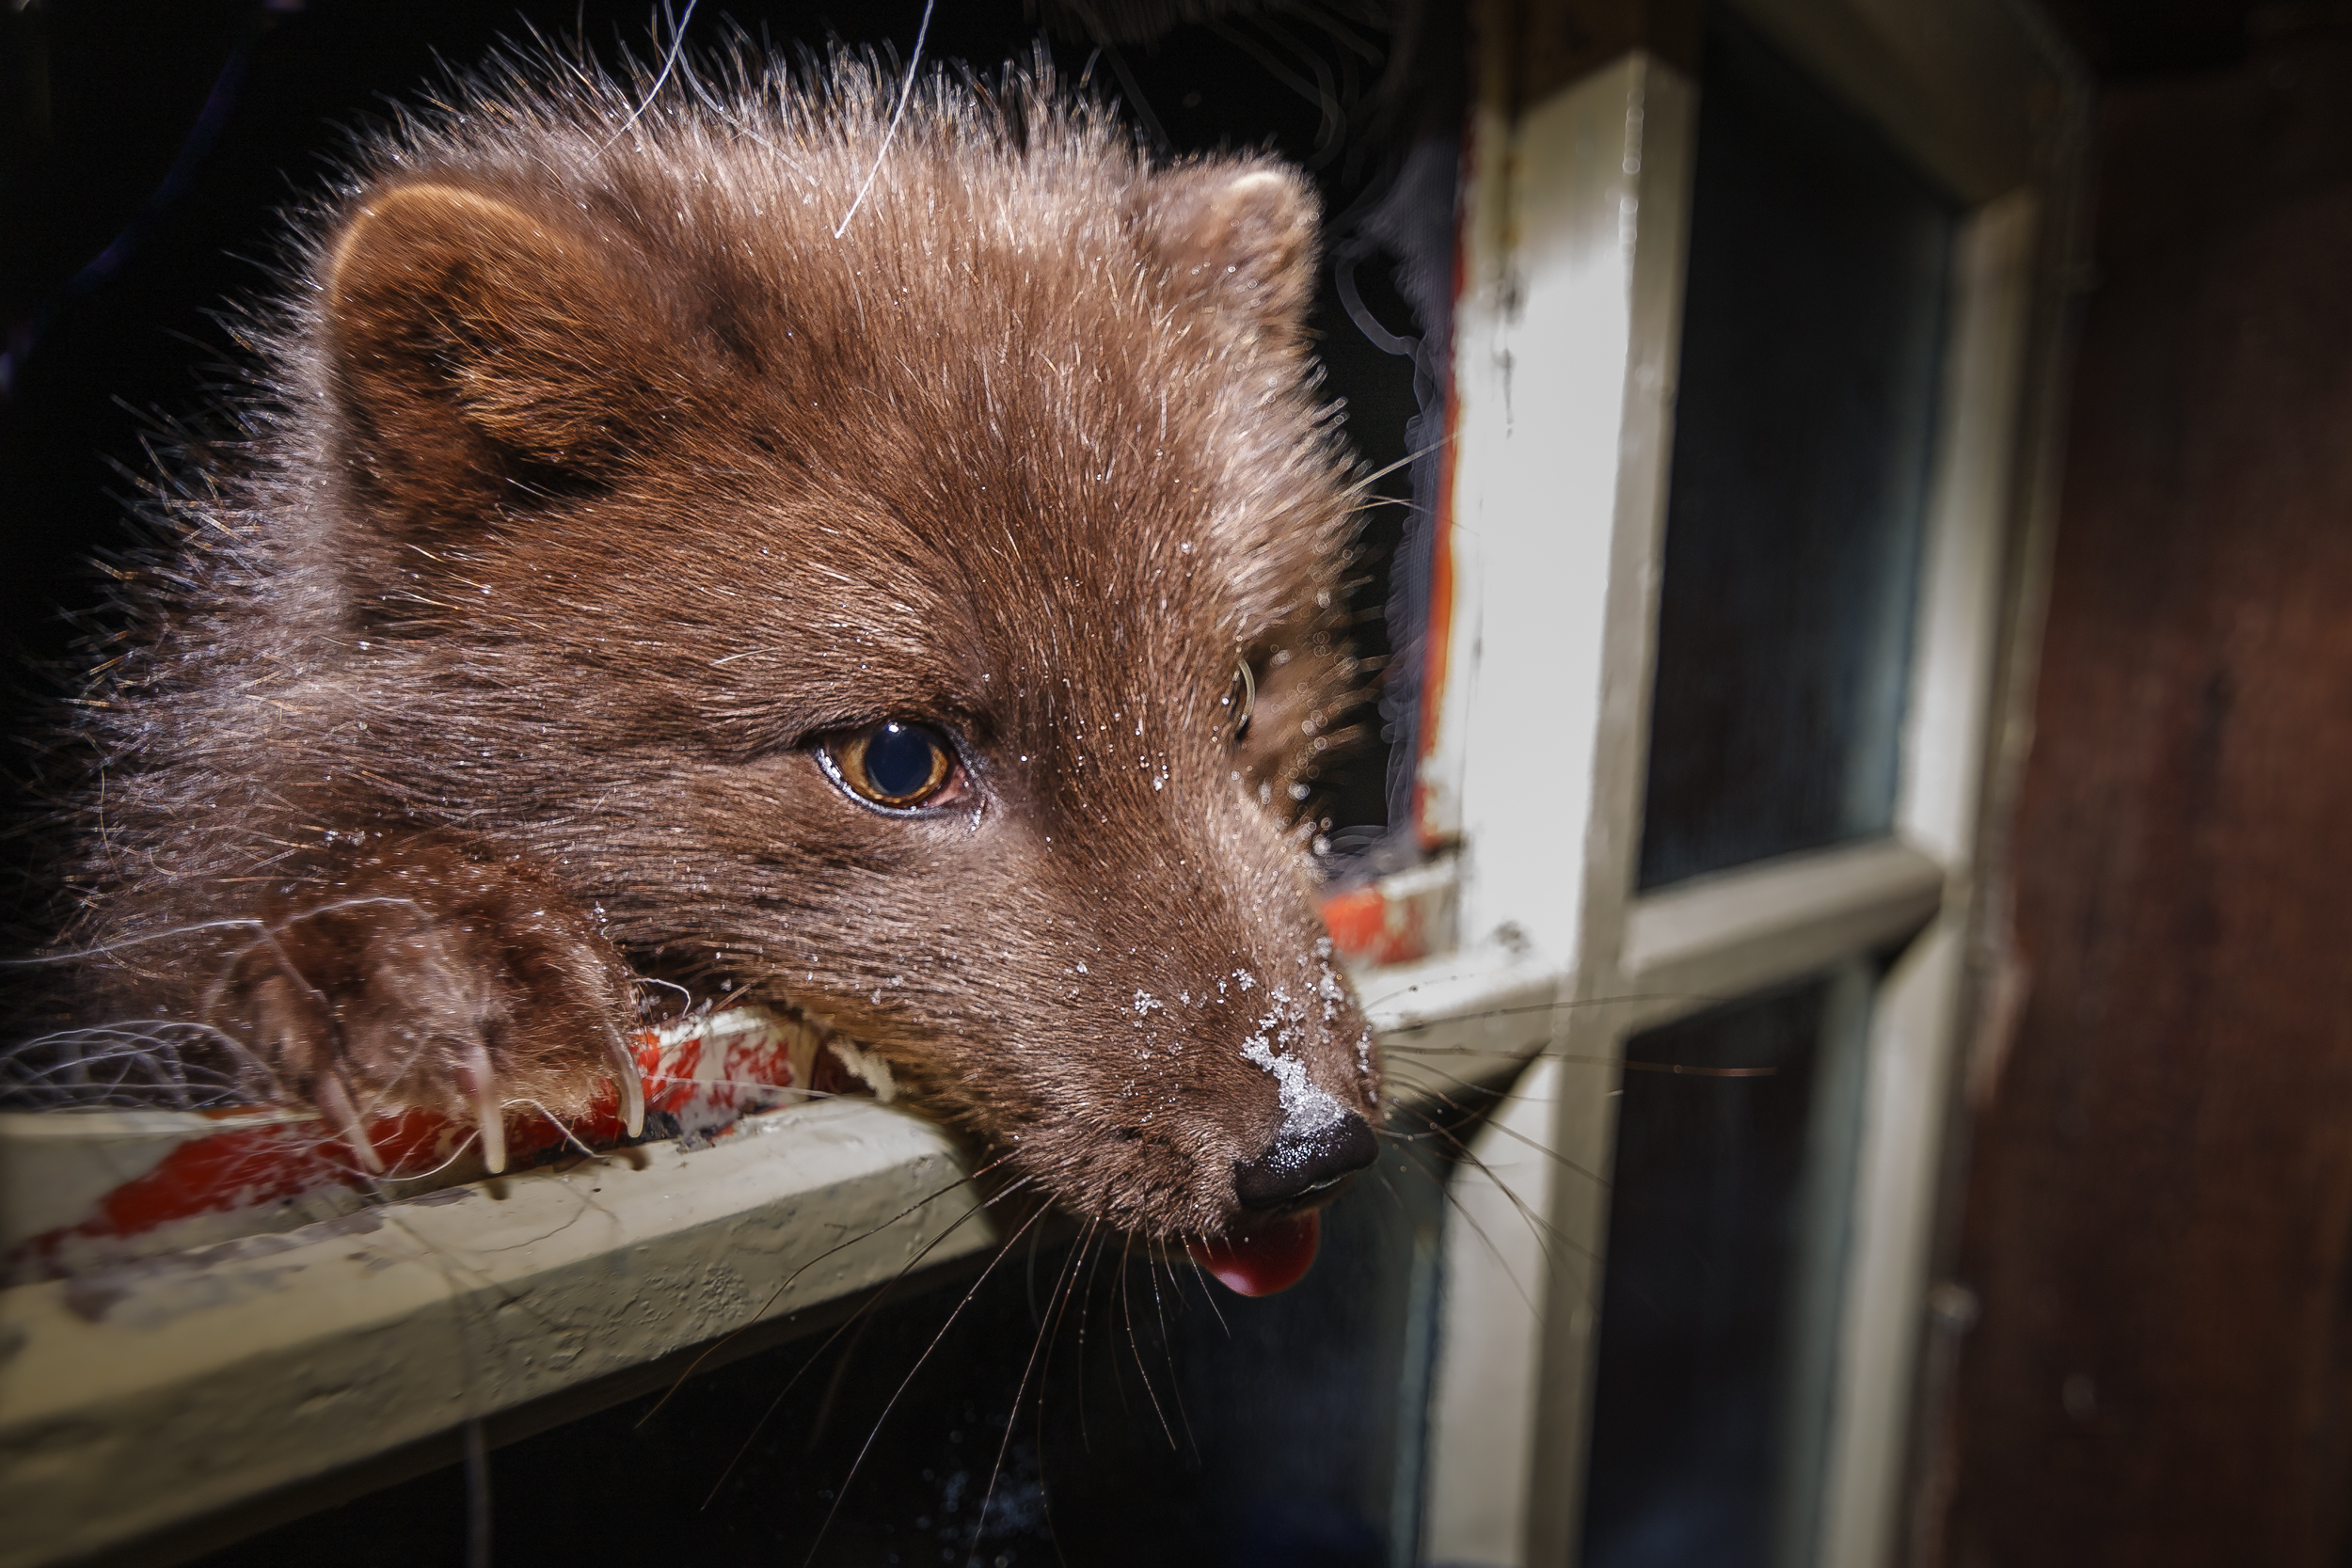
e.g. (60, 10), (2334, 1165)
(1581, 963), (1877, 1568)
(1636, 6), (1958, 890)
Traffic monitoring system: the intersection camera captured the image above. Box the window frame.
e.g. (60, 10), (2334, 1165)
(1408, 1), (2084, 1563)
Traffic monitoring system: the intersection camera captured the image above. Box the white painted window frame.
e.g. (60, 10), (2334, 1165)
(1407, 2), (2082, 1565)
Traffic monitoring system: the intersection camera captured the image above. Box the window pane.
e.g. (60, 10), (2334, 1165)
(1581, 963), (1877, 1568)
(1636, 7), (1957, 890)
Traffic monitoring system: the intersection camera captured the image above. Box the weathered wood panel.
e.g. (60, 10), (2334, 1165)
(1931, 27), (2352, 1568)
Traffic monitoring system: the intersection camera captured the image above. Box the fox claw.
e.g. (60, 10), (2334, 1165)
(604, 1024), (645, 1137)
(316, 1069), (387, 1176)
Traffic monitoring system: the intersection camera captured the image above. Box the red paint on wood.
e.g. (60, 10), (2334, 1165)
(1322, 882), (1426, 966)
(8, 1012), (820, 1279)
(1413, 121), (1473, 851)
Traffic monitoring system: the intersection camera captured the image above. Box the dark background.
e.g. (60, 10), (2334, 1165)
(0, 0), (1461, 868)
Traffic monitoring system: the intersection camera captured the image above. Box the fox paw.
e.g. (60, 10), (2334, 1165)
(203, 845), (641, 1174)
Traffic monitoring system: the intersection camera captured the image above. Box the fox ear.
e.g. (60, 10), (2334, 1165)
(321, 182), (675, 529)
(1130, 161), (1319, 345)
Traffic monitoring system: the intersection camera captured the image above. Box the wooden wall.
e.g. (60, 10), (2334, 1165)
(1927, 17), (2352, 1566)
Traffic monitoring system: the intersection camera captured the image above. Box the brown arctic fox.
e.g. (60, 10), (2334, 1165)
(29, 50), (1382, 1270)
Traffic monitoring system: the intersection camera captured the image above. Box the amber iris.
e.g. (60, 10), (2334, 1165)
(826, 721), (957, 810)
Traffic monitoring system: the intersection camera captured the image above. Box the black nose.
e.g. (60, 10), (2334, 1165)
(1233, 1112), (1379, 1212)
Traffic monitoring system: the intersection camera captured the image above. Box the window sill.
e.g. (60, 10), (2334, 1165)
(0, 1095), (984, 1567)
(0, 935), (1561, 1568)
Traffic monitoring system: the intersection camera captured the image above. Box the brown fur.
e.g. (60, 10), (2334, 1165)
(47, 50), (1380, 1242)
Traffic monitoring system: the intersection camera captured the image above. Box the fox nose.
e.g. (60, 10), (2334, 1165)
(1233, 1112), (1379, 1212)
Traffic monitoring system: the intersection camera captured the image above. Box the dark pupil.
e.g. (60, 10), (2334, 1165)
(864, 723), (940, 801)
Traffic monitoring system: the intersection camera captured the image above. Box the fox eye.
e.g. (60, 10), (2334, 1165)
(820, 721), (965, 812)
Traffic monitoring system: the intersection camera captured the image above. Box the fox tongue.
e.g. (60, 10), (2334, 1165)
(1186, 1212), (1322, 1297)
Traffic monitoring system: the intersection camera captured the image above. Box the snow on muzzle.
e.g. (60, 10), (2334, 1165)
(1186, 1021), (1378, 1297)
